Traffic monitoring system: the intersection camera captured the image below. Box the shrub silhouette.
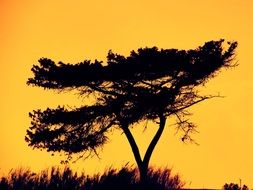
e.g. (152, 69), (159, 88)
(223, 183), (249, 190)
(0, 166), (184, 190)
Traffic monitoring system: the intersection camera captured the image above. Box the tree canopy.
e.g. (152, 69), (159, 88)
(26, 39), (237, 165)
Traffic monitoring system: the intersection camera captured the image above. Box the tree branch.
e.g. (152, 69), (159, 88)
(166, 95), (219, 116)
(142, 115), (166, 170)
(121, 124), (143, 170)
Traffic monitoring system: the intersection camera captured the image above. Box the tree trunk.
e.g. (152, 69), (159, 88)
(140, 115), (166, 188)
(122, 124), (143, 173)
(122, 115), (166, 190)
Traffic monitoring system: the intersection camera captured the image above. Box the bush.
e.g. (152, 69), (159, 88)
(223, 183), (249, 190)
(0, 166), (184, 190)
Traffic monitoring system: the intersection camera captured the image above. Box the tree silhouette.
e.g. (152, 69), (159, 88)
(26, 39), (237, 186)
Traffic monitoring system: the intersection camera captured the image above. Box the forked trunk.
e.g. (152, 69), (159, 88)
(122, 115), (166, 190)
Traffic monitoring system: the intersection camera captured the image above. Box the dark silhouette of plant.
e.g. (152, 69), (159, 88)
(26, 39), (237, 186)
(242, 185), (249, 190)
(0, 166), (184, 190)
(223, 183), (249, 190)
(0, 167), (84, 190)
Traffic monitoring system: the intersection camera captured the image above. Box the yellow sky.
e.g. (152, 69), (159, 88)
(0, 0), (253, 188)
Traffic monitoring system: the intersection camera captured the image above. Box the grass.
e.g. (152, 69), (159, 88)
(0, 166), (184, 190)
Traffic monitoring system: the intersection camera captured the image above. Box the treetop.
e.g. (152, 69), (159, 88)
(26, 39), (237, 158)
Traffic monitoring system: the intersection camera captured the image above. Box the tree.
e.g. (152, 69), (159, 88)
(26, 39), (237, 186)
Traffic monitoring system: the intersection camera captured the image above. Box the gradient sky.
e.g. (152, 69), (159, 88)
(0, 0), (253, 188)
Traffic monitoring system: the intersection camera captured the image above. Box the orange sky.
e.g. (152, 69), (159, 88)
(0, 0), (253, 188)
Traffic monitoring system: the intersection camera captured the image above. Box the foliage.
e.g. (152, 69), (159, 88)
(26, 39), (237, 159)
(0, 166), (184, 190)
(223, 183), (249, 190)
